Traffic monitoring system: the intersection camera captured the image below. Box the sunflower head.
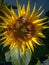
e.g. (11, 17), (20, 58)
(0, 0), (49, 54)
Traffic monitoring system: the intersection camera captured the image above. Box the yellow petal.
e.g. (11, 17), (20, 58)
(0, 31), (7, 36)
(9, 44), (14, 50)
(4, 5), (12, 15)
(21, 5), (25, 15)
(0, 16), (13, 25)
(38, 32), (46, 38)
(18, 5), (21, 17)
(0, 16), (9, 24)
(26, 42), (31, 52)
(16, 0), (18, 7)
(11, 6), (18, 20)
(0, 23), (8, 26)
(33, 17), (47, 24)
(0, 37), (6, 41)
(37, 10), (44, 17)
(29, 41), (34, 52)
(21, 45), (25, 54)
(37, 22), (48, 26)
(16, 0), (21, 17)
(1, 10), (11, 19)
(29, 2), (36, 20)
(26, 0), (30, 16)
(36, 5), (42, 15)
(42, 26), (49, 29)
(0, 26), (7, 28)
(32, 37), (41, 45)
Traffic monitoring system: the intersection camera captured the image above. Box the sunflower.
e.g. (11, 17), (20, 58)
(0, 0), (49, 54)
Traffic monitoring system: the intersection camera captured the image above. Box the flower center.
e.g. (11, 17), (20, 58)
(7, 16), (35, 41)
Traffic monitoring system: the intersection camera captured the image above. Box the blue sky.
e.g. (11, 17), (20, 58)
(4, 0), (49, 16)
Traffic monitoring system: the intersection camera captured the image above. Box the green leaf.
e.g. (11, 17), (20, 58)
(36, 60), (41, 65)
(5, 47), (32, 65)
